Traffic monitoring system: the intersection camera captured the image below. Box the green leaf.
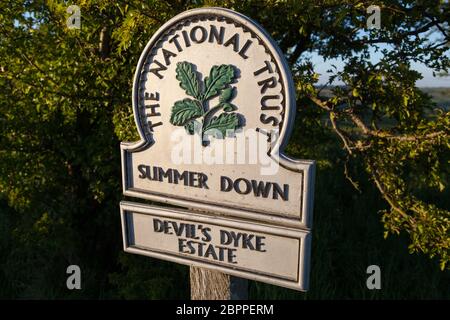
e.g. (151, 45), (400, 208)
(170, 99), (203, 126)
(204, 113), (239, 138)
(219, 87), (233, 103)
(184, 120), (200, 135)
(176, 61), (201, 99)
(203, 65), (235, 101)
(222, 103), (235, 112)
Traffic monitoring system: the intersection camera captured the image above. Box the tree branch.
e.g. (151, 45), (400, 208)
(329, 112), (353, 154)
(353, 20), (437, 46)
(309, 95), (448, 144)
(368, 162), (417, 226)
(347, 111), (447, 142)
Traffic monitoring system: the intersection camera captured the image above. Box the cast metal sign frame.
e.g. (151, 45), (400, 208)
(121, 201), (312, 291)
(120, 7), (316, 291)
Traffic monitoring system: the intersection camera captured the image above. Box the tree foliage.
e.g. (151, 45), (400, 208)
(0, 0), (449, 298)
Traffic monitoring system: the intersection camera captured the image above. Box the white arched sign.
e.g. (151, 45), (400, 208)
(120, 7), (315, 291)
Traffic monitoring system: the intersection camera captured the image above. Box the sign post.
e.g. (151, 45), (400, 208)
(190, 267), (248, 300)
(120, 7), (315, 299)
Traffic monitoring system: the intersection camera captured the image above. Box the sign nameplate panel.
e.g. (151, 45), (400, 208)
(121, 201), (311, 291)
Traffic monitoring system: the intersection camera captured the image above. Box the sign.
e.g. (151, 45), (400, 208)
(121, 202), (311, 291)
(120, 7), (315, 291)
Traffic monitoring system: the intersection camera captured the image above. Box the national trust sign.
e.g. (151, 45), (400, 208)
(119, 7), (315, 291)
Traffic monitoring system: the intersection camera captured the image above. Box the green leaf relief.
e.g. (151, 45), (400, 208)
(176, 61), (201, 99)
(203, 64), (235, 101)
(204, 113), (239, 138)
(184, 120), (200, 135)
(170, 98), (203, 125)
(219, 87), (234, 103)
(170, 61), (243, 144)
(222, 103), (235, 112)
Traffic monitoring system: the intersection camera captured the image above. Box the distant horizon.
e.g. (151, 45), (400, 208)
(314, 57), (450, 87)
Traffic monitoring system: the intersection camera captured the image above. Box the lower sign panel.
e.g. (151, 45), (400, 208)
(120, 201), (311, 291)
